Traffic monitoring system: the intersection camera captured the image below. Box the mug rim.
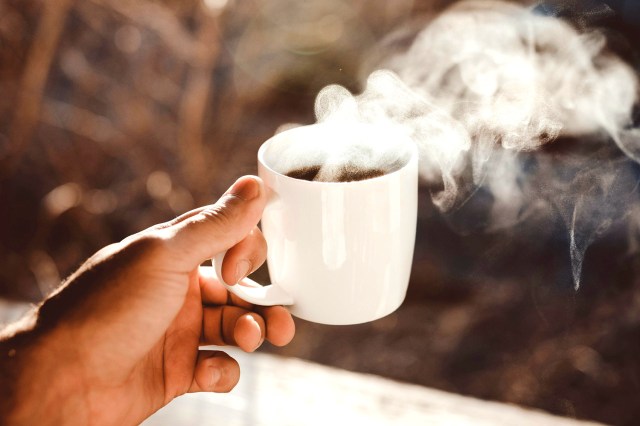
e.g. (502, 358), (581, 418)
(257, 122), (418, 185)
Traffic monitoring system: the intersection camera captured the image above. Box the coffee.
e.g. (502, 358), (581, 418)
(285, 165), (321, 181)
(286, 165), (386, 182)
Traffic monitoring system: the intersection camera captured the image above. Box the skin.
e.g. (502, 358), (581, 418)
(0, 175), (295, 425)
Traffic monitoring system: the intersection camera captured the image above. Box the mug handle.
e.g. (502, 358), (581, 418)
(212, 251), (294, 306)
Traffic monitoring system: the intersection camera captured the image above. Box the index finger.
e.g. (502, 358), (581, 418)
(199, 266), (253, 309)
(166, 176), (266, 271)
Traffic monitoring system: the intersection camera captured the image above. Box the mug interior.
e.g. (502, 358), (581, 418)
(258, 122), (416, 183)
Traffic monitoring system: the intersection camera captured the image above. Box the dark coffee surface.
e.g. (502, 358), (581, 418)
(285, 165), (386, 182)
(336, 167), (385, 182)
(285, 166), (321, 181)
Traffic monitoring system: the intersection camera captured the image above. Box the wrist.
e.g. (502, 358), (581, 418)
(1, 315), (88, 425)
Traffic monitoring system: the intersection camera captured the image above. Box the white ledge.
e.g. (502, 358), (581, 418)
(144, 346), (605, 426)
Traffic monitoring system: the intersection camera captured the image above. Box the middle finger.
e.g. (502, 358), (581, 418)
(202, 305), (266, 352)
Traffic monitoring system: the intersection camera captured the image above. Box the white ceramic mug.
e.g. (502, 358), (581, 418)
(213, 123), (418, 325)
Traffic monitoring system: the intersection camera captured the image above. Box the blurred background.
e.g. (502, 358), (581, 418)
(1, 0), (640, 424)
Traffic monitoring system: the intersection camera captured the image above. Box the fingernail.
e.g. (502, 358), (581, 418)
(228, 177), (260, 201)
(235, 259), (252, 283)
(247, 315), (264, 351)
(210, 367), (221, 389)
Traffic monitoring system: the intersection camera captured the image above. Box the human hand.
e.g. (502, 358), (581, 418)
(1, 176), (295, 426)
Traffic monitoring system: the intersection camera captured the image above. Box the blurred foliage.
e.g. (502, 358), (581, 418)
(0, 0), (425, 300)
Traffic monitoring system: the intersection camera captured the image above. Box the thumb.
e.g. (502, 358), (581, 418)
(166, 176), (266, 270)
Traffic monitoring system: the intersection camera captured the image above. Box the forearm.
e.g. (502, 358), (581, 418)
(0, 311), (87, 425)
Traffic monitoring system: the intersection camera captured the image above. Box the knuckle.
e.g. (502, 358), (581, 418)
(201, 197), (241, 229)
(122, 233), (169, 260)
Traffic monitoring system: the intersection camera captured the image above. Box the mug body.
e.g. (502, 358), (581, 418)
(258, 123), (418, 325)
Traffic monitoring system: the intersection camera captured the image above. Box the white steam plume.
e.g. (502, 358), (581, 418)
(311, 0), (640, 289)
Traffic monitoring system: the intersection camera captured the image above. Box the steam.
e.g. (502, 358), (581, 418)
(309, 1), (640, 289)
(265, 121), (413, 182)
